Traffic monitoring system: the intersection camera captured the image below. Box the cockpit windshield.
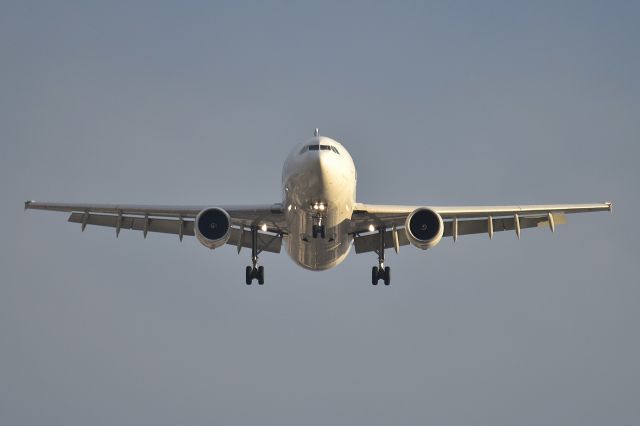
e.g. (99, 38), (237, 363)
(300, 144), (340, 155)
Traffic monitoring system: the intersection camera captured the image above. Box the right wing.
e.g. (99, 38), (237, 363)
(351, 202), (612, 253)
(24, 201), (286, 253)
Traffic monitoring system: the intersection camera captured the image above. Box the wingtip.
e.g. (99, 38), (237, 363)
(605, 201), (613, 213)
(24, 200), (35, 211)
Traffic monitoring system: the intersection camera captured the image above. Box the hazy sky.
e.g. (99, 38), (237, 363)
(1, 1), (639, 425)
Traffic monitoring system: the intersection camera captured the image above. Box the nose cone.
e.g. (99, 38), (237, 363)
(316, 151), (348, 200)
(301, 151), (328, 188)
(289, 150), (345, 207)
(317, 151), (332, 177)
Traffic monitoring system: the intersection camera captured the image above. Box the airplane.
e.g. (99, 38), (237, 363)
(25, 129), (612, 285)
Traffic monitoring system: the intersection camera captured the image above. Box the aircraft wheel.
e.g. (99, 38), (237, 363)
(258, 266), (265, 285)
(384, 266), (391, 285)
(372, 267), (379, 285)
(245, 266), (252, 285)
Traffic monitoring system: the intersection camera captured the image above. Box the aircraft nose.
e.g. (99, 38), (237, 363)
(296, 152), (335, 201)
(318, 152), (346, 192)
(303, 149), (330, 174)
(318, 150), (331, 171)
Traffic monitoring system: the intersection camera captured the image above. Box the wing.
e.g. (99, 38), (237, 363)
(24, 201), (286, 253)
(351, 201), (612, 253)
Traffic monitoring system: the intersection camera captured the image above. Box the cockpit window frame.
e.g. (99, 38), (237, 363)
(299, 144), (341, 155)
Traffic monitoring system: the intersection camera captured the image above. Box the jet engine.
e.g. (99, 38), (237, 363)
(405, 208), (444, 250)
(195, 207), (231, 249)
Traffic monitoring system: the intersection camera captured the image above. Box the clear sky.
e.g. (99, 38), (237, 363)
(1, 1), (639, 425)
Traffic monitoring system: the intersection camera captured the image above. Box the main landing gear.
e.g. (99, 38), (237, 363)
(246, 265), (264, 285)
(245, 226), (265, 285)
(371, 225), (391, 285)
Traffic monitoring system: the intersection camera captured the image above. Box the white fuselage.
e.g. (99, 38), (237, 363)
(281, 136), (357, 270)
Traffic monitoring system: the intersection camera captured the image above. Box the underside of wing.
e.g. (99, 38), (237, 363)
(26, 201), (286, 253)
(352, 214), (563, 253)
(351, 201), (612, 252)
(353, 202), (612, 221)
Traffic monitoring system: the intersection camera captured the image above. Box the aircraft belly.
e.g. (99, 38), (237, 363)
(285, 211), (352, 270)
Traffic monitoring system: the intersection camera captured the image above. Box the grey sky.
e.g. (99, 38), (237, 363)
(1, 1), (639, 425)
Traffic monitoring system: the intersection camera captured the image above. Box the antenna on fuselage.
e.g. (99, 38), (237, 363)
(314, 128), (319, 137)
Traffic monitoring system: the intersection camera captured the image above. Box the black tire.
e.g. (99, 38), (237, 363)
(245, 266), (252, 285)
(372, 267), (378, 285)
(258, 266), (264, 285)
(320, 227), (326, 239)
(384, 266), (391, 286)
(312, 225), (318, 239)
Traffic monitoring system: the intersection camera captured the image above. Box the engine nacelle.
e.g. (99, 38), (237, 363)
(195, 207), (231, 249)
(405, 208), (444, 250)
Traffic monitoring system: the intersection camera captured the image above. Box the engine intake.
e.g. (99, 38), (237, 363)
(195, 207), (231, 249)
(405, 208), (444, 250)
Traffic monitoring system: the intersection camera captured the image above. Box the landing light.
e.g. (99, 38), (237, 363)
(319, 204), (325, 211)
(369, 224), (375, 232)
(261, 224), (267, 232)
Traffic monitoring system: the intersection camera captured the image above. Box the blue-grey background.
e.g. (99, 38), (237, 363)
(1, 1), (638, 425)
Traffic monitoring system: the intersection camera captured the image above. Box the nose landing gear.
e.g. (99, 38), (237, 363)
(311, 212), (326, 239)
(311, 202), (326, 239)
(312, 224), (325, 239)
(371, 225), (391, 285)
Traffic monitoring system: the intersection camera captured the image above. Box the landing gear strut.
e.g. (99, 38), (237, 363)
(312, 213), (325, 239)
(312, 224), (325, 239)
(245, 226), (264, 285)
(371, 225), (391, 285)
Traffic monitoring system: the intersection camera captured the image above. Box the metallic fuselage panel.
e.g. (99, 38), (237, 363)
(281, 137), (357, 270)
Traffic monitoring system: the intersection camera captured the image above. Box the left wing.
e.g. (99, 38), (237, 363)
(351, 202), (612, 253)
(24, 201), (286, 253)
